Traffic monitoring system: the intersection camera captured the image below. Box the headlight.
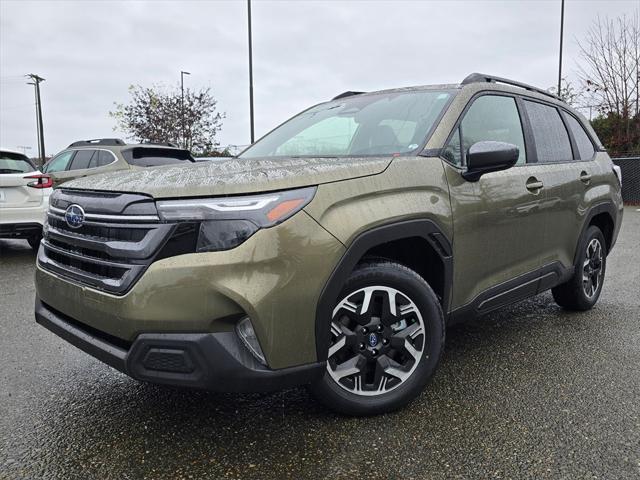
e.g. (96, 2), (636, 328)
(156, 187), (316, 252)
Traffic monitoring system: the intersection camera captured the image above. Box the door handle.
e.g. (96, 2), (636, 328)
(580, 171), (592, 184)
(526, 177), (544, 192)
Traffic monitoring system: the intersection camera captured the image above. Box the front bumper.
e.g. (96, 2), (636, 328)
(35, 299), (325, 391)
(35, 211), (345, 369)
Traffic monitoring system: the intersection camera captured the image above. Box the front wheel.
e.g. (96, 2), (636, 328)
(310, 261), (445, 416)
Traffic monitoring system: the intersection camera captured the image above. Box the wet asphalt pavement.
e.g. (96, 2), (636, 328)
(1, 207), (639, 480)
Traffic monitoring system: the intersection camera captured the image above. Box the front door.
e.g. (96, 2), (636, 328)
(43, 150), (75, 187)
(442, 94), (547, 312)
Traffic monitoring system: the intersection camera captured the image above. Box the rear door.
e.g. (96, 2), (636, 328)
(0, 152), (43, 209)
(51, 149), (96, 185)
(443, 93), (548, 312)
(524, 102), (598, 270)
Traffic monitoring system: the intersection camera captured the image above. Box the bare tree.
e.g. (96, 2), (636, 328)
(548, 78), (582, 106)
(110, 85), (225, 155)
(576, 11), (639, 152)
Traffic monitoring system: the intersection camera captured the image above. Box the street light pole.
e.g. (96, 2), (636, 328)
(557, 0), (565, 97)
(180, 70), (190, 149)
(247, 0), (255, 144)
(26, 73), (45, 166)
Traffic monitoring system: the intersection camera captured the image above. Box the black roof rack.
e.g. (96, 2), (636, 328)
(332, 91), (365, 101)
(68, 138), (126, 148)
(461, 73), (559, 100)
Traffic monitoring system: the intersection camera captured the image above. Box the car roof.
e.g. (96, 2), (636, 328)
(0, 148), (30, 158)
(331, 73), (563, 106)
(65, 139), (185, 152)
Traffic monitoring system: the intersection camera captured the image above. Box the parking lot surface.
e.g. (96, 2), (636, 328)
(1, 207), (639, 480)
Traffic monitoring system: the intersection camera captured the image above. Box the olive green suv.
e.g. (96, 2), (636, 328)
(42, 139), (194, 187)
(34, 73), (623, 415)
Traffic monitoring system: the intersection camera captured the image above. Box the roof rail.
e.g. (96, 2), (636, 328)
(332, 91), (365, 101)
(68, 138), (126, 148)
(461, 73), (559, 100)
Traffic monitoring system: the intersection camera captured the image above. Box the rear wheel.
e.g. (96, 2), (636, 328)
(552, 225), (606, 311)
(310, 261), (445, 415)
(27, 233), (42, 251)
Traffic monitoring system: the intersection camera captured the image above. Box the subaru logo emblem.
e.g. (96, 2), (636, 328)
(65, 204), (85, 229)
(368, 332), (379, 347)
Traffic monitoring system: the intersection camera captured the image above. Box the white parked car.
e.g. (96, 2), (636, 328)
(0, 149), (52, 250)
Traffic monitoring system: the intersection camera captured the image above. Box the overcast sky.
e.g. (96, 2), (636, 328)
(0, 0), (637, 156)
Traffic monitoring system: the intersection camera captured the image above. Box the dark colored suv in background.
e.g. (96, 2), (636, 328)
(34, 74), (623, 415)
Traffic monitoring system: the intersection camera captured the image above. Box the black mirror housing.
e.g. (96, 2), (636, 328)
(462, 141), (519, 181)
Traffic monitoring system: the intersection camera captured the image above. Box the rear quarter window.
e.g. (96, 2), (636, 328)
(524, 100), (572, 163)
(95, 150), (116, 167)
(564, 113), (595, 160)
(122, 147), (194, 167)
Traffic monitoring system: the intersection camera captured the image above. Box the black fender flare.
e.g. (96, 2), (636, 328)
(573, 201), (618, 265)
(314, 219), (453, 362)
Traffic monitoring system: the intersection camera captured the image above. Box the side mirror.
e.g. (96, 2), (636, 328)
(462, 141), (519, 181)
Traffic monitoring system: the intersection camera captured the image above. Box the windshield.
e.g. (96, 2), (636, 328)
(121, 147), (195, 167)
(240, 89), (454, 158)
(0, 152), (36, 174)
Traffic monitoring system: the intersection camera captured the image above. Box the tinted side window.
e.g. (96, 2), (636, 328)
(122, 147), (194, 167)
(564, 114), (595, 160)
(95, 150), (115, 167)
(44, 151), (74, 173)
(524, 101), (572, 163)
(460, 95), (526, 165)
(68, 150), (95, 170)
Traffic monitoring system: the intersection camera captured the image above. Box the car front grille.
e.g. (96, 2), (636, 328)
(38, 190), (179, 295)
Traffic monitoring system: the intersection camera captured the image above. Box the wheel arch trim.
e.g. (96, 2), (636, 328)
(574, 201), (618, 263)
(314, 219), (453, 362)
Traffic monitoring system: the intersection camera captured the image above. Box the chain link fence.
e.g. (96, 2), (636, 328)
(612, 155), (640, 204)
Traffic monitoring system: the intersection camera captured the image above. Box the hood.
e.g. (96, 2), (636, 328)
(62, 156), (392, 198)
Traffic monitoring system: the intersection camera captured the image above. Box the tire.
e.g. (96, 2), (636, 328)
(310, 260), (445, 416)
(27, 234), (42, 251)
(552, 225), (606, 311)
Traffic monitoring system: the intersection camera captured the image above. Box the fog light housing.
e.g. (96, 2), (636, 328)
(236, 317), (267, 366)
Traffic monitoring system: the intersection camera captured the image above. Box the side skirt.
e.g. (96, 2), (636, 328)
(447, 262), (574, 325)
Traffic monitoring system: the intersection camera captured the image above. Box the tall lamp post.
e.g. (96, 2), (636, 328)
(26, 73), (45, 166)
(181, 70), (191, 149)
(557, 0), (565, 97)
(247, 0), (255, 144)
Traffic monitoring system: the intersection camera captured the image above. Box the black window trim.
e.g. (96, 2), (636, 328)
(517, 93), (602, 163)
(68, 148), (97, 171)
(439, 90), (530, 169)
(90, 148), (119, 169)
(559, 109), (598, 162)
(519, 96), (576, 164)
